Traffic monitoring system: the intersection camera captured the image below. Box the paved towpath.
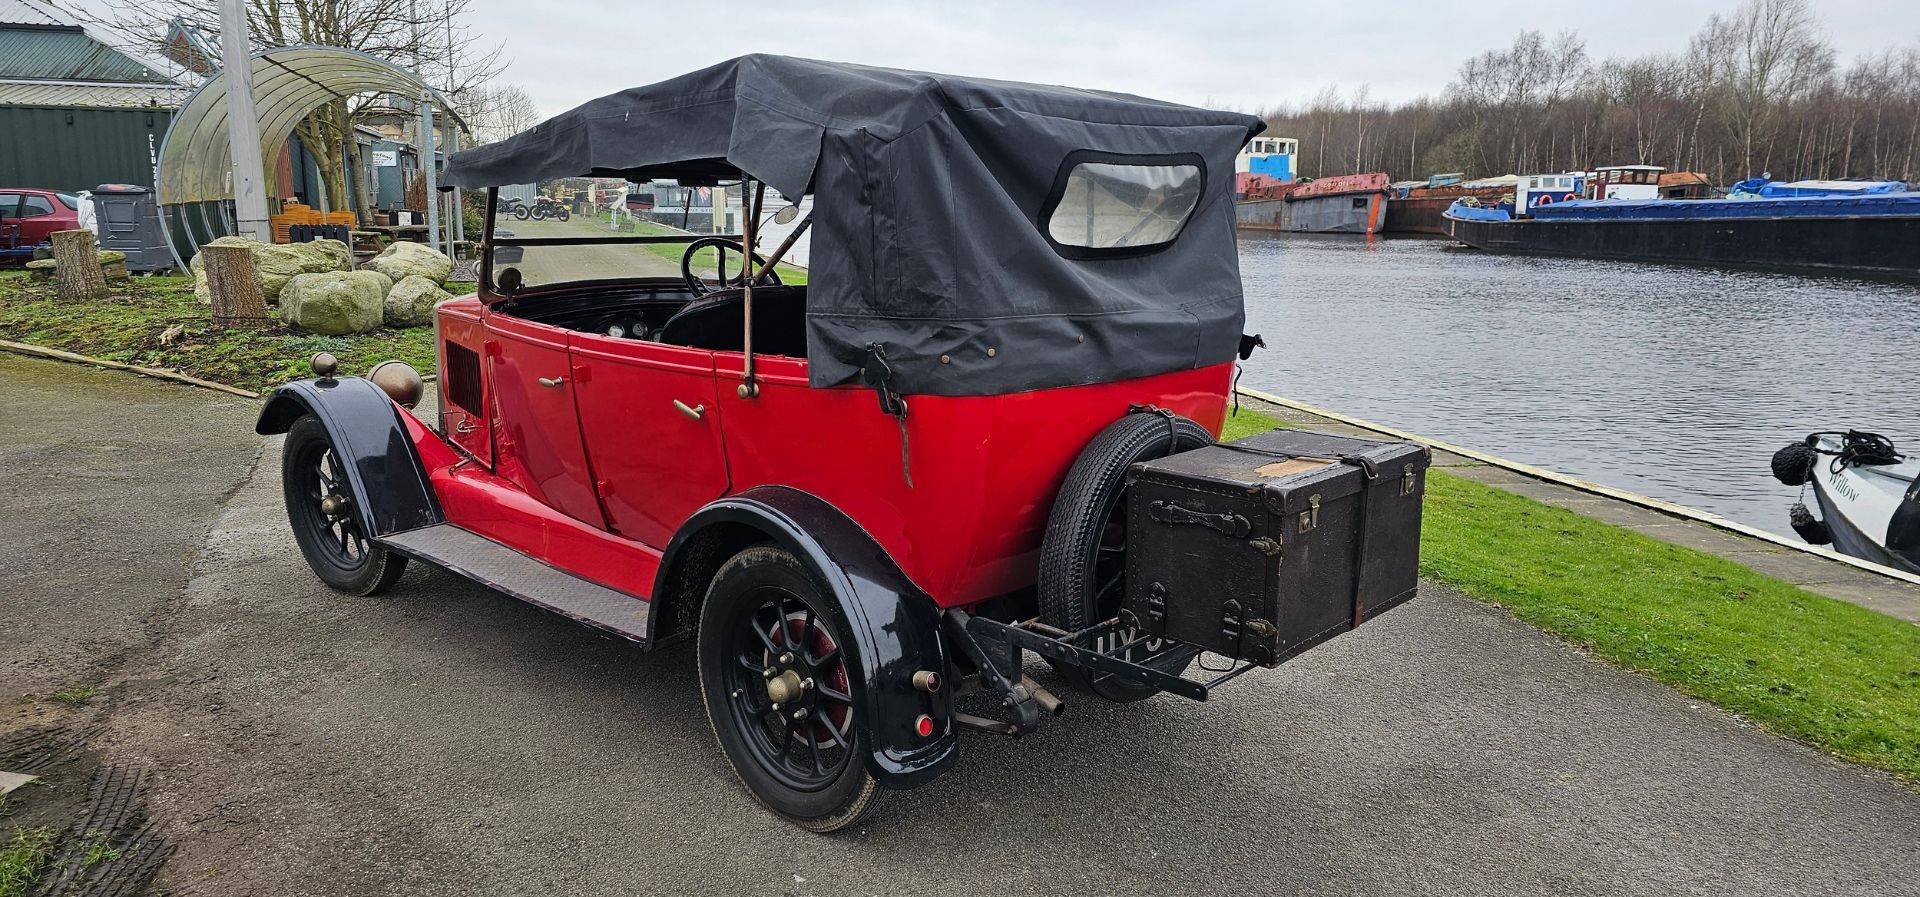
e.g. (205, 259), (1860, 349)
(4, 355), (1918, 896)
(0, 353), (259, 701)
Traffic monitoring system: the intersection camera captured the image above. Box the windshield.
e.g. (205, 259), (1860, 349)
(492, 216), (704, 288)
(487, 188), (809, 291)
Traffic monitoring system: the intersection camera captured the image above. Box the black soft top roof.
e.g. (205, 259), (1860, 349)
(445, 55), (1266, 396)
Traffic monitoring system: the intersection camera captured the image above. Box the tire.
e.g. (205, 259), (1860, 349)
(1039, 411), (1213, 702)
(555, 207), (571, 222)
(698, 546), (878, 832)
(512, 205), (530, 221)
(281, 415), (407, 596)
(1772, 441), (1816, 486)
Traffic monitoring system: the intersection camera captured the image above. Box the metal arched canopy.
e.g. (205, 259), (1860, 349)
(157, 44), (469, 205)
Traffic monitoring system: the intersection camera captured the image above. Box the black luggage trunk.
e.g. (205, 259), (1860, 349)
(1122, 429), (1429, 666)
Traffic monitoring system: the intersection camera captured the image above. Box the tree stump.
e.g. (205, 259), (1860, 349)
(50, 229), (108, 303)
(203, 244), (271, 329)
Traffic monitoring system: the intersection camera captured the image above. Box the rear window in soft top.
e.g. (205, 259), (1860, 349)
(1040, 151), (1205, 259)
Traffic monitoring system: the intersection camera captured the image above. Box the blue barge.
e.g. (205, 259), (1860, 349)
(1443, 182), (1920, 280)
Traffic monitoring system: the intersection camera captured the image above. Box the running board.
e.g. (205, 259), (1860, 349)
(379, 524), (651, 645)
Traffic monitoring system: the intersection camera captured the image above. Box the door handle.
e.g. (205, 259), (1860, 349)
(454, 419), (476, 435)
(673, 399), (705, 420)
(537, 376), (565, 388)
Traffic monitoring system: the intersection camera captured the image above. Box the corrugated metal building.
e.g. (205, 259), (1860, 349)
(0, 0), (187, 192)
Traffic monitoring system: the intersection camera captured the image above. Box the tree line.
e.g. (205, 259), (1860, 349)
(1256, 0), (1920, 186)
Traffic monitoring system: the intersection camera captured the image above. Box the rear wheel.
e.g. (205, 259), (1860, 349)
(281, 415), (407, 596)
(697, 546), (877, 832)
(1039, 411), (1213, 702)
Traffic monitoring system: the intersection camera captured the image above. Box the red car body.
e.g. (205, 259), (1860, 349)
(426, 295), (1231, 606)
(0, 189), (83, 261)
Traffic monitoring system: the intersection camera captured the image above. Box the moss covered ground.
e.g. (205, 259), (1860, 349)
(0, 271), (457, 393)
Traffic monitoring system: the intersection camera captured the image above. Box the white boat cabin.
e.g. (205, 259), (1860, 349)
(1514, 173), (1583, 210)
(1586, 165), (1665, 200)
(1236, 137), (1298, 181)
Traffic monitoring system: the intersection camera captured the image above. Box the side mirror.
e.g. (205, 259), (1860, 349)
(772, 204), (800, 226)
(496, 266), (522, 295)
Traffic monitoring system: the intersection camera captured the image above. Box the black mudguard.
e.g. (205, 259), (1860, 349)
(255, 377), (443, 537)
(660, 486), (957, 789)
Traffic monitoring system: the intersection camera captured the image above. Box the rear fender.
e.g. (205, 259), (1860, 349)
(255, 377), (444, 537)
(658, 486), (957, 789)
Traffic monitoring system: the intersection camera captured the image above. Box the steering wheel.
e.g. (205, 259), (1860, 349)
(681, 236), (782, 296)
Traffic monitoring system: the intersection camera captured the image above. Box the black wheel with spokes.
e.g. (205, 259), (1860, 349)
(698, 545), (876, 832)
(1039, 411), (1213, 702)
(281, 415), (407, 596)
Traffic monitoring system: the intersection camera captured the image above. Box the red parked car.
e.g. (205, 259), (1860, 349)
(0, 188), (83, 265)
(257, 56), (1428, 830)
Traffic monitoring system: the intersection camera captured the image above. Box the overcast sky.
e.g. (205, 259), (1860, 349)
(61, 0), (1918, 117)
(461, 0), (1916, 118)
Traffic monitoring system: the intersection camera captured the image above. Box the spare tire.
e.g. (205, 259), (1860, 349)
(1039, 410), (1212, 702)
(1772, 441), (1816, 486)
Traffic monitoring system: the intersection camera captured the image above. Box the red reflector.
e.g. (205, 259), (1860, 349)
(914, 714), (935, 738)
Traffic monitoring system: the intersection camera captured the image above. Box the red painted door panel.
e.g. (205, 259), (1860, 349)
(436, 302), (492, 468)
(484, 313), (606, 528)
(571, 335), (729, 547)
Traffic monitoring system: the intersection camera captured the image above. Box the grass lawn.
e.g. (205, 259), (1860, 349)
(1223, 405), (1920, 781)
(0, 271), (450, 394)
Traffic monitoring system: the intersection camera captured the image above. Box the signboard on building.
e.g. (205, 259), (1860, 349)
(372, 150), (398, 167)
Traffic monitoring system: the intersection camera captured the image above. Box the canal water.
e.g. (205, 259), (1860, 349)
(1235, 232), (1920, 539)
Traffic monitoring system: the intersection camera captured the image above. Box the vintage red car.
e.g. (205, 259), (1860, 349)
(258, 56), (1425, 830)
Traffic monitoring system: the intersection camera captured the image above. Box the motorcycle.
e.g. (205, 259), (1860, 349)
(517, 196), (571, 222)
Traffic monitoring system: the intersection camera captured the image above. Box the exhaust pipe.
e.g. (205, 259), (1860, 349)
(1020, 674), (1066, 717)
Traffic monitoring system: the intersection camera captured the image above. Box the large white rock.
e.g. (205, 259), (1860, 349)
(279, 271), (392, 335)
(365, 240), (454, 284)
(383, 274), (454, 328)
(190, 237), (350, 304)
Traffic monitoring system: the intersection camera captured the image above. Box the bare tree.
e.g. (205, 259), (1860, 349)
(464, 84), (543, 146)
(1697, 0), (1834, 175)
(110, 0), (508, 218)
(1253, 4), (1917, 187)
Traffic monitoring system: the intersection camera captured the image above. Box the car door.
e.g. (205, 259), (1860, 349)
(483, 311), (606, 527)
(570, 334), (729, 548)
(15, 193), (59, 245)
(0, 193), (19, 247)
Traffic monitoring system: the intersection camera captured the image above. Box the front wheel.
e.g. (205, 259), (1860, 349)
(555, 207), (571, 222)
(512, 205), (530, 221)
(698, 546), (877, 832)
(281, 415), (407, 596)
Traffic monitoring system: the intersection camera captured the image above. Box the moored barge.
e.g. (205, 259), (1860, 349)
(1442, 183), (1920, 280)
(1384, 174), (1513, 235)
(1238, 172), (1390, 234)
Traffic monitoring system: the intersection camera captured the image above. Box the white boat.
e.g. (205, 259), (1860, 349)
(1771, 432), (1920, 574)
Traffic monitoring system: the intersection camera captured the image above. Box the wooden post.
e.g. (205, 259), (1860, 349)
(203, 244), (270, 329)
(51, 230), (110, 302)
